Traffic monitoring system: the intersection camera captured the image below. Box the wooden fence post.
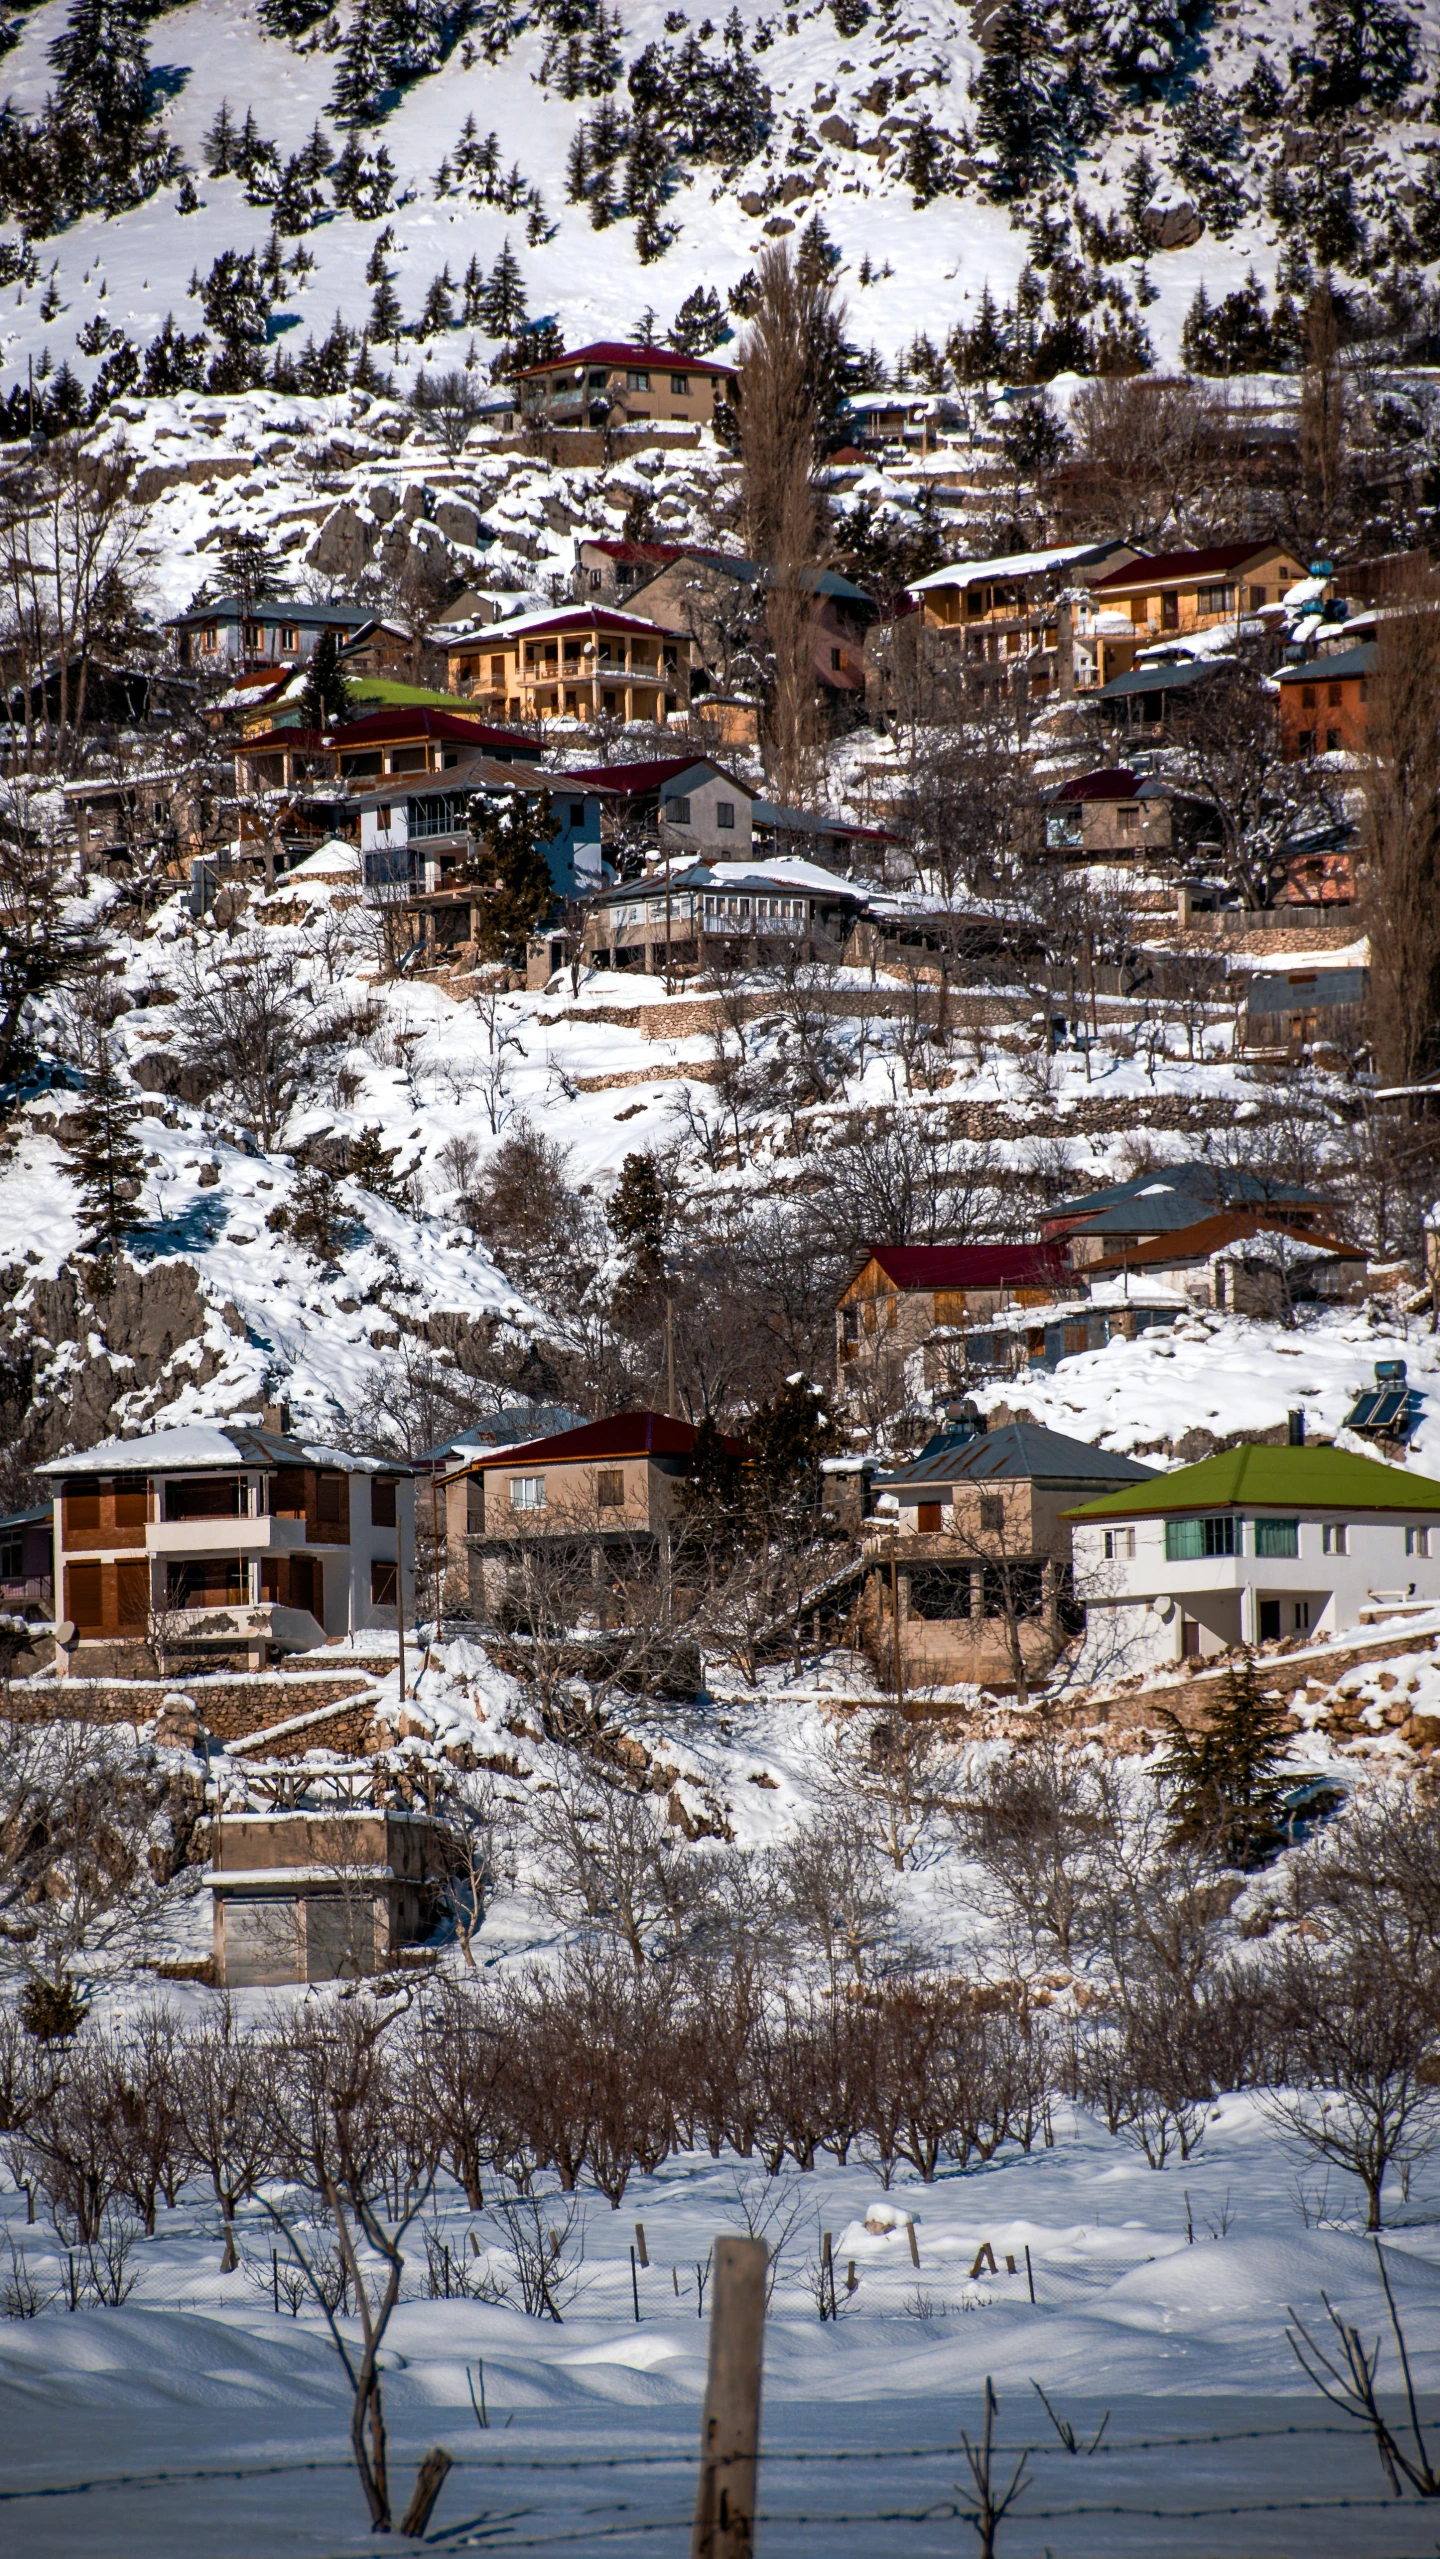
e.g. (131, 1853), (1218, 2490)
(691, 2234), (767, 2559)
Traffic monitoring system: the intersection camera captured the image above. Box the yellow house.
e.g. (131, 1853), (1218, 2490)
(445, 604), (691, 726)
(906, 539), (1140, 694)
(1089, 539), (1308, 682)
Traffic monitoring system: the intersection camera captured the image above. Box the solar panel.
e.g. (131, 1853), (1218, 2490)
(1345, 1385), (1421, 1436)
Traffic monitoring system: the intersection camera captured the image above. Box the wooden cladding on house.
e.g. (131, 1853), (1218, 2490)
(64, 1555), (149, 1633)
(61, 1474), (150, 1546)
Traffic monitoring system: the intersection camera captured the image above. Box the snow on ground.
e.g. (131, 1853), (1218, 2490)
(5, 2080), (1440, 2553)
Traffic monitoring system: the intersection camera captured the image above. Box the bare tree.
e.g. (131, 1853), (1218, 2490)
(1361, 585), (1440, 1087)
(771, 1812), (898, 1986)
(529, 1768), (701, 1971)
(737, 244), (832, 806)
(177, 2000), (278, 2271)
(1267, 1936), (1440, 2230)
(0, 437), (149, 771)
(1166, 649), (1343, 911)
(960, 1742), (1119, 1970)
(172, 940), (319, 1149)
(1062, 374), (1232, 547)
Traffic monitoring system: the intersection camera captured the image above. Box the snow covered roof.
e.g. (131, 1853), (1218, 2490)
(485, 603), (677, 640)
(692, 856), (869, 898)
(38, 1426), (402, 1475)
(167, 596), (372, 630)
(908, 540), (1134, 595)
(276, 837), (360, 882)
(1066, 1443), (1440, 1521)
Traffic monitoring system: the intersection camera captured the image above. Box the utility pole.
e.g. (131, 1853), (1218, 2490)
(692, 2236), (767, 2559)
(889, 1525), (905, 1718)
(665, 1291), (677, 1418)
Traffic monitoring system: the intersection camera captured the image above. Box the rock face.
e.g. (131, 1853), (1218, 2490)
(1142, 196), (1203, 250)
(0, 1258), (245, 1466)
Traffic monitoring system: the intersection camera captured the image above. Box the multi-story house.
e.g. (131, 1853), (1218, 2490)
(350, 754), (612, 928)
(445, 604), (691, 727)
(443, 1408), (745, 1616)
(1086, 540), (1308, 683)
(836, 1244), (1072, 1402)
(39, 1423), (413, 1676)
(867, 1419), (1156, 1685)
(580, 853), (869, 978)
(0, 1502), (52, 1621)
(1276, 641), (1376, 759)
(573, 540), (875, 719)
(1069, 1442), (1440, 1671)
(168, 595), (373, 673)
(1042, 1163), (1336, 1269)
(212, 1771), (450, 1986)
(906, 539), (1142, 696)
(234, 706), (538, 797)
(512, 340), (735, 432)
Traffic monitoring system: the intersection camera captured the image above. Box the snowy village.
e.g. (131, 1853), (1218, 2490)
(13, 0), (1440, 2550)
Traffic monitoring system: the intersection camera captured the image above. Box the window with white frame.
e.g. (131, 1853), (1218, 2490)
(1103, 1527), (1135, 1561)
(509, 1476), (546, 1510)
(1407, 1525), (1430, 1557)
(1323, 1522), (1348, 1554)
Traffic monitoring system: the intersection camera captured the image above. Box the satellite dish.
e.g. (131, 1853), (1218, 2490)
(55, 1620), (77, 1646)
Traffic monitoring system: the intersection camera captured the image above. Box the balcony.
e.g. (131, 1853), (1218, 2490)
(147, 1515), (312, 1554)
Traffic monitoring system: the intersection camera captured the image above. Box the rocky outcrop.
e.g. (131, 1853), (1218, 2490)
(0, 1257), (247, 1463)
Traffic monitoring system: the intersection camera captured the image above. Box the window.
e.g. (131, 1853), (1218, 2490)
(510, 1475), (546, 1509)
(370, 1557), (398, 1606)
(1408, 1525), (1431, 1558)
(1198, 584), (1235, 614)
(316, 1472), (348, 1528)
(1165, 1513), (1237, 1559)
(627, 369), (651, 390)
(1249, 586), (1267, 610)
(670, 374), (690, 395)
(371, 1478), (398, 1528)
(244, 623), (261, 652)
(831, 648), (842, 671)
(1300, 684), (1317, 708)
(1326, 728), (1341, 751)
(167, 1558), (247, 1608)
(1323, 1521), (1348, 1554)
(917, 1502), (943, 1532)
(1294, 1600), (1311, 1630)
(1298, 729), (1316, 757)
(570, 802), (585, 826)
(1255, 1517), (1299, 1557)
(596, 1469), (624, 1508)
(589, 568), (602, 588)
(167, 1476), (243, 1520)
(907, 1564), (974, 1621)
(375, 804), (391, 830)
(281, 625), (297, 651)
(201, 625), (218, 652)
(715, 801), (735, 830)
(1103, 1527), (1136, 1561)
(979, 1493), (1005, 1535)
(1116, 805), (1139, 833)
(490, 655), (505, 685)
(1327, 682), (1342, 706)
(1258, 1598), (1282, 1642)
(665, 795), (691, 824)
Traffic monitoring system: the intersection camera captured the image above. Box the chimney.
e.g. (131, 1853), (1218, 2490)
(262, 1398), (291, 1435)
(1288, 1409), (1305, 1446)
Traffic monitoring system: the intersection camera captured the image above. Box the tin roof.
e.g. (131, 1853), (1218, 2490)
(1066, 1443), (1440, 1520)
(878, 1422), (1157, 1495)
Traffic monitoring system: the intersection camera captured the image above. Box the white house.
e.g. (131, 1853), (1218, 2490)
(1066, 1442), (1440, 1676)
(38, 1422), (414, 1675)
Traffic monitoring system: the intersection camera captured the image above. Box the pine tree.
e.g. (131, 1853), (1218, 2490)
(259, 0), (332, 35)
(266, 1164), (351, 1265)
(1160, 1653), (1293, 1866)
(49, 0), (151, 135)
(565, 124), (590, 202)
(203, 98), (238, 176)
(273, 149), (326, 234)
(351, 143), (395, 218)
(365, 223), (396, 284)
(973, 0), (1093, 200)
(143, 313), (208, 393)
(299, 627), (355, 731)
(479, 237), (526, 335)
(330, 132), (366, 208)
(346, 1123), (407, 1199)
(605, 1146), (668, 1286)
(460, 251), (486, 325)
(368, 272), (403, 343)
(465, 786), (556, 962)
(419, 264), (455, 334)
(63, 1041), (146, 1253)
(671, 283), (728, 353)
(331, 0), (391, 125)
(1306, 0), (1418, 118)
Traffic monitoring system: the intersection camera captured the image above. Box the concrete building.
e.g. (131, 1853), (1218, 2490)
(1086, 541), (1309, 683)
(38, 1424), (413, 1676)
(168, 595), (373, 673)
(1043, 1164), (1337, 1269)
(906, 539), (1141, 695)
(836, 1244), (1071, 1403)
(445, 603), (691, 727)
(867, 1420), (1157, 1687)
(513, 340), (735, 431)
(1068, 1442), (1440, 1673)
(211, 1777), (449, 1986)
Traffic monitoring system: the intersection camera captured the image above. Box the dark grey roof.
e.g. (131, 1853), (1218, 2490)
(1053, 1163), (1329, 1228)
(0, 1503), (49, 1530)
(1276, 643), (1378, 684)
(1097, 659), (1217, 701)
(167, 596), (373, 630)
(417, 1404), (585, 1464)
(876, 1422), (1157, 1497)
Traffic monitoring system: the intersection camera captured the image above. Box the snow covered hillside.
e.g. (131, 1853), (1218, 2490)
(3, 0), (1440, 407)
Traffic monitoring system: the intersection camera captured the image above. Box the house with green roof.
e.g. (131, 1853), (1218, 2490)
(1064, 1443), (1440, 1675)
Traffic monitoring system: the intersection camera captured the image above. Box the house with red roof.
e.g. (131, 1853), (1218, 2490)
(1088, 540), (1309, 683)
(512, 341), (736, 433)
(836, 1244), (1071, 1405)
(441, 1408), (746, 1613)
